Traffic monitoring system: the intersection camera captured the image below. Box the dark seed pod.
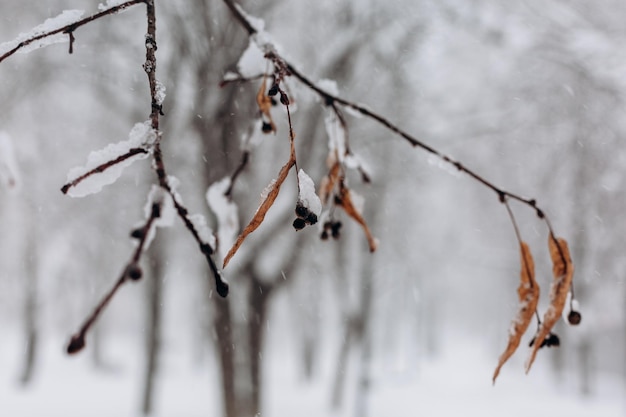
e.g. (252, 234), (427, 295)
(67, 334), (86, 355)
(293, 218), (306, 230)
(151, 203), (161, 218)
(125, 263), (143, 281)
(546, 333), (560, 348)
(130, 227), (145, 240)
(270, 97), (278, 106)
(215, 275), (229, 298)
(567, 310), (582, 325)
(321, 230), (329, 240)
(262, 122), (273, 133)
(280, 92), (290, 105)
(295, 202), (309, 219)
(331, 221), (342, 238)
(305, 212), (318, 225)
(268, 84), (279, 96)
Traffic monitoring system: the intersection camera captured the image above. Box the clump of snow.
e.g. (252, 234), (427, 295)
(260, 178), (277, 201)
(0, 132), (19, 189)
(98, 0), (127, 11)
(324, 110), (347, 161)
(297, 169), (322, 218)
(155, 80), (166, 106)
(0, 10), (85, 56)
(222, 71), (239, 82)
(206, 178), (239, 261)
(66, 121), (156, 198)
(317, 79), (339, 97)
(237, 40), (266, 78)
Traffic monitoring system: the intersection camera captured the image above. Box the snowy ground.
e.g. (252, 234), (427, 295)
(1, 333), (624, 417)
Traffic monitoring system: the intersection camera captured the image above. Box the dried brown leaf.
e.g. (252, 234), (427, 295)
(256, 77), (275, 133)
(337, 183), (378, 252)
(222, 140), (296, 268)
(492, 241), (539, 383)
(319, 160), (341, 205)
(525, 237), (573, 373)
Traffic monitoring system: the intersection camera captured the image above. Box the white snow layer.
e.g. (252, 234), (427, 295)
(138, 184), (176, 250)
(297, 169), (322, 217)
(155, 80), (166, 106)
(317, 78), (339, 97)
(188, 213), (216, 251)
(0, 10), (85, 56)
(0, 132), (19, 189)
(237, 39), (266, 78)
(206, 177), (239, 261)
(144, 184), (175, 228)
(65, 121), (155, 197)
(98, 0), (128, 11)
(324, 110), (347, 161)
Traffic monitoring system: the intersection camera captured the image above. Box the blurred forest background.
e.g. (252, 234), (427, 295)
(0, 1), (625, 416)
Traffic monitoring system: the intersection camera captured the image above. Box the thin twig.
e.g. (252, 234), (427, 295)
(60, 147), (148, 194)
(66, 202), (159, 354)
(0, 0), (146, 64)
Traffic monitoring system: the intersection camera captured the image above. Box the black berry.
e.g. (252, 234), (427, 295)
(293, 218), (306, 230)
(568, 311), (582, 325)
(125, 263), (143, 281)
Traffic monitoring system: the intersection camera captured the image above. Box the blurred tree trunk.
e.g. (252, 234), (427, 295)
(141, 238), (165, 414)
(19, 201), (38, 386)
(246, 273), (273, 415)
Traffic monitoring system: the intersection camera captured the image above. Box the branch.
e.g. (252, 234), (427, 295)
(0, 0), (146, 64)
(66, 201), (160, 354)
(60, 147), (148, 194)
(221, 0), (565, 252)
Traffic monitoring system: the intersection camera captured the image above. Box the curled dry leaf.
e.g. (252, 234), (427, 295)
(525, 236), (573, 373)
(492, 241), (539, 384)
(257, 76), (276, 133)
(319, 159), (341, 205)
(222, 136), (296, 268)
(336, 182), (378, 252)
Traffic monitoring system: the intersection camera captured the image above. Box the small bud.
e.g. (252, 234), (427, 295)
(151, 203), (161, 218)
(200, 243), (214, 256)
(215, 274), (229, 298)
(125, 263), (143, 281)
(270, 97), (278, 106)
(130, 227), (145, 240)
(293, 218), (306, 231)
(321, 230), (329, 240)
(567, 310), (582, 325)
(280, 92), (290, 105)
(262, 122), (273, 133)
(268, 84), (279, 96)
(331, 221), (342, 238)
(67, 334), (85, 355)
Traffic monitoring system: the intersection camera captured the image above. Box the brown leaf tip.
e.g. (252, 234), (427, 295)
(67, 334), (86, 355)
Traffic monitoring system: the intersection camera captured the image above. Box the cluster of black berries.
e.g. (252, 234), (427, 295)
(529, 332), (560, 349)
(293, 201), (318, 231)
(268, 82), (290, 105)
(320, 220), (342, 240)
